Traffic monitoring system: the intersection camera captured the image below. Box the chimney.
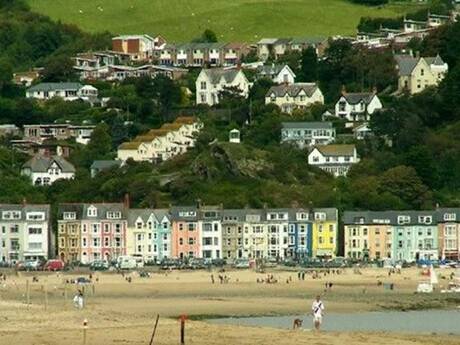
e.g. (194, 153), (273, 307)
(123, 193), (130, 209)
(372, 86), (377, 94)
(341, 85), (346, 95)
(22, 198), (27, 207)
(196, 198), (202, 209)
(415, 51), (420, 59)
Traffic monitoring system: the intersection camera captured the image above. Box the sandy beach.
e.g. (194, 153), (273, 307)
(0, 267), (459, 345)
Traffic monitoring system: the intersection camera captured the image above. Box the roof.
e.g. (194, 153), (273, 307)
(424, 55), (445, 66)
(90, 160), (122, 170)
(341, 92), (375, 105)
(58, 203), (126, 221)
(112, 34), (156, 41)
(257, 64), (293, 76)
(22, 155), (76, 173)
(267, 83), (319, 98)
(0, 204), (51, 221)
(201, 68), (242, 85)
(169, 206), (199, 221)
(282, 122), (333, 130)
(225, 42), (247, 49)
(291, 37), (326, 45)
(118, 141), (142, 150)
(258, 38), (278, 45)
(27, 82), (83, 93)
(313, 144), (356, 157)
(174, 116), (197, 125)
(161, 123), (183, 131)
(275, 38), (292, 44)
(343, 210), (439, 226)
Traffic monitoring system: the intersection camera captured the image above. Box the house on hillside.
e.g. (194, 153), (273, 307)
(112, 34), (166, 61)
(195, 68), (250, 106)
(334, 90), (383, 122)
(281, 122), (335, 148)
(290, 37), (329, 56)
(13, 70), (41, 87)
(395, 54), (448, 94)
(21, 155), (76, 185)
(256, 64), (296, 84)
(23, 124), (95, 145)
(26, 83), (98, 103)
(265, 83), (324, 114)
(308, 144), (359, 177)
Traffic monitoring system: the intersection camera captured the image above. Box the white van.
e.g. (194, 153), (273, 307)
(117, 256), (137, 270)
(132, 254), (145, 268)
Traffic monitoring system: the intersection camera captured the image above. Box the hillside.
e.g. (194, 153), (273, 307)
(26, 0), (418, 41)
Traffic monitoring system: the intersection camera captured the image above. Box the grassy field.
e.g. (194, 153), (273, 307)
(26, 0), (421, 42)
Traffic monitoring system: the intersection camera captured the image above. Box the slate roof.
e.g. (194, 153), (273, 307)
(58, 203), (126, 221)
(202, 68), (241, 85)
(343, 210), (438, 226)
(282, 122), (333, 130)
(169, 206), (199, 221)
(118, 141), (143, 150)
(257, 38), (278, 45)
(267, 83), (319, 97)
(314, 144), (355, 157)
(291, 37), (326, 45)
(0, 204), (51, 221)
(27, 83), (83, 93)
(22, 155), (76, 173)
(424, 55), (445, 66)
(342, 92), (375, 105)
(395, 55), (419, 76)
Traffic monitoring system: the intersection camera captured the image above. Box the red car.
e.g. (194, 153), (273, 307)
(43, 259), (64, 271)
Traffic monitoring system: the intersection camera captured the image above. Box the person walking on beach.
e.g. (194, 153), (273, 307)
(311, 295), (324, 331)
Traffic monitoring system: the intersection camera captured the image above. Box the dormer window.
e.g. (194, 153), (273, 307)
(107, 211), (121, 219)
(315, 212), (326, 221)
(444, 213), (456, 221)
(397, 215), (410, 225)
(87, 206), (97, 217)
(418, 216), (432, 224)
(63, 212), (76, 220)
(26, 212), (45, 221)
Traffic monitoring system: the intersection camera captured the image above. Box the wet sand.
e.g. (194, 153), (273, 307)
(0, 267), (459, 344)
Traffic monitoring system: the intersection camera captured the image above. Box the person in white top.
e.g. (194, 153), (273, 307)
(311, 295), (324, 331)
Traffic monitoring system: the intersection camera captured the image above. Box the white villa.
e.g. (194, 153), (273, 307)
(308, 144), (360, 177)
(196, 68), (250, 106)
(256, 64), (296, 84)
(334, 91), (383, 122)
(281, 122), (335, 148)
(21, 155), (76, 186)
(26, 83), (98, 102)
(265, 83), (324, 114)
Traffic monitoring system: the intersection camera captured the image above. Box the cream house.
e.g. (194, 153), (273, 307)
(196, 68), (250, 106)
(334, 91), (383, 122)
(395, 54), (448, 94)
(265, 83), (324, 114)
(117, 117), (202, 163)
(308, 144), (360, 177)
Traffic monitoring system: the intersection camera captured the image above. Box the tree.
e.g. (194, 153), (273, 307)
(299, 47), (318, 82)
(0, 59), (12, 92)
(193, 29), (218, 43)
(379, 166), (432, 209)
(42, 55), (76, 82)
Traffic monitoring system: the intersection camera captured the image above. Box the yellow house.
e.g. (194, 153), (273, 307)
(395, 54), (448, 95)
(311, 208), (338, 258)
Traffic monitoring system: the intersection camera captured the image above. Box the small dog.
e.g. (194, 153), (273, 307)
(292, 318), (303, 329)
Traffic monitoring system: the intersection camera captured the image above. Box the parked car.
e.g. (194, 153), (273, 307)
(89, 260), (109, 271)
(234, 259), (250, 269)
(76, 277), (91, 285)
(43, 259), (64, 271)
(24, 259), (43, 271)
(117, 256), (138, 270)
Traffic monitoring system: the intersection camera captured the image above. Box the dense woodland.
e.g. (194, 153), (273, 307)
(0, 0), (460, 216)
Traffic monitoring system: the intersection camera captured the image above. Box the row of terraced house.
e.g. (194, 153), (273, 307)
(2, 203), (460, 265)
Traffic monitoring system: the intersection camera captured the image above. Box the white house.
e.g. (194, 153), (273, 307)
(353, 123), (372, 140)
(265, 83), (324, 114)
(334, 91), (383, 122)
(257, 64), (296, 84)
(26, 83), (98, 102)
(0, 204), (51, 264)
(308, 144), (360, 177)
(229, 129), (241, 143)
(21, 155), (76, 185)
(281, 122), (335, 148)
(196, 68), (250, 106)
